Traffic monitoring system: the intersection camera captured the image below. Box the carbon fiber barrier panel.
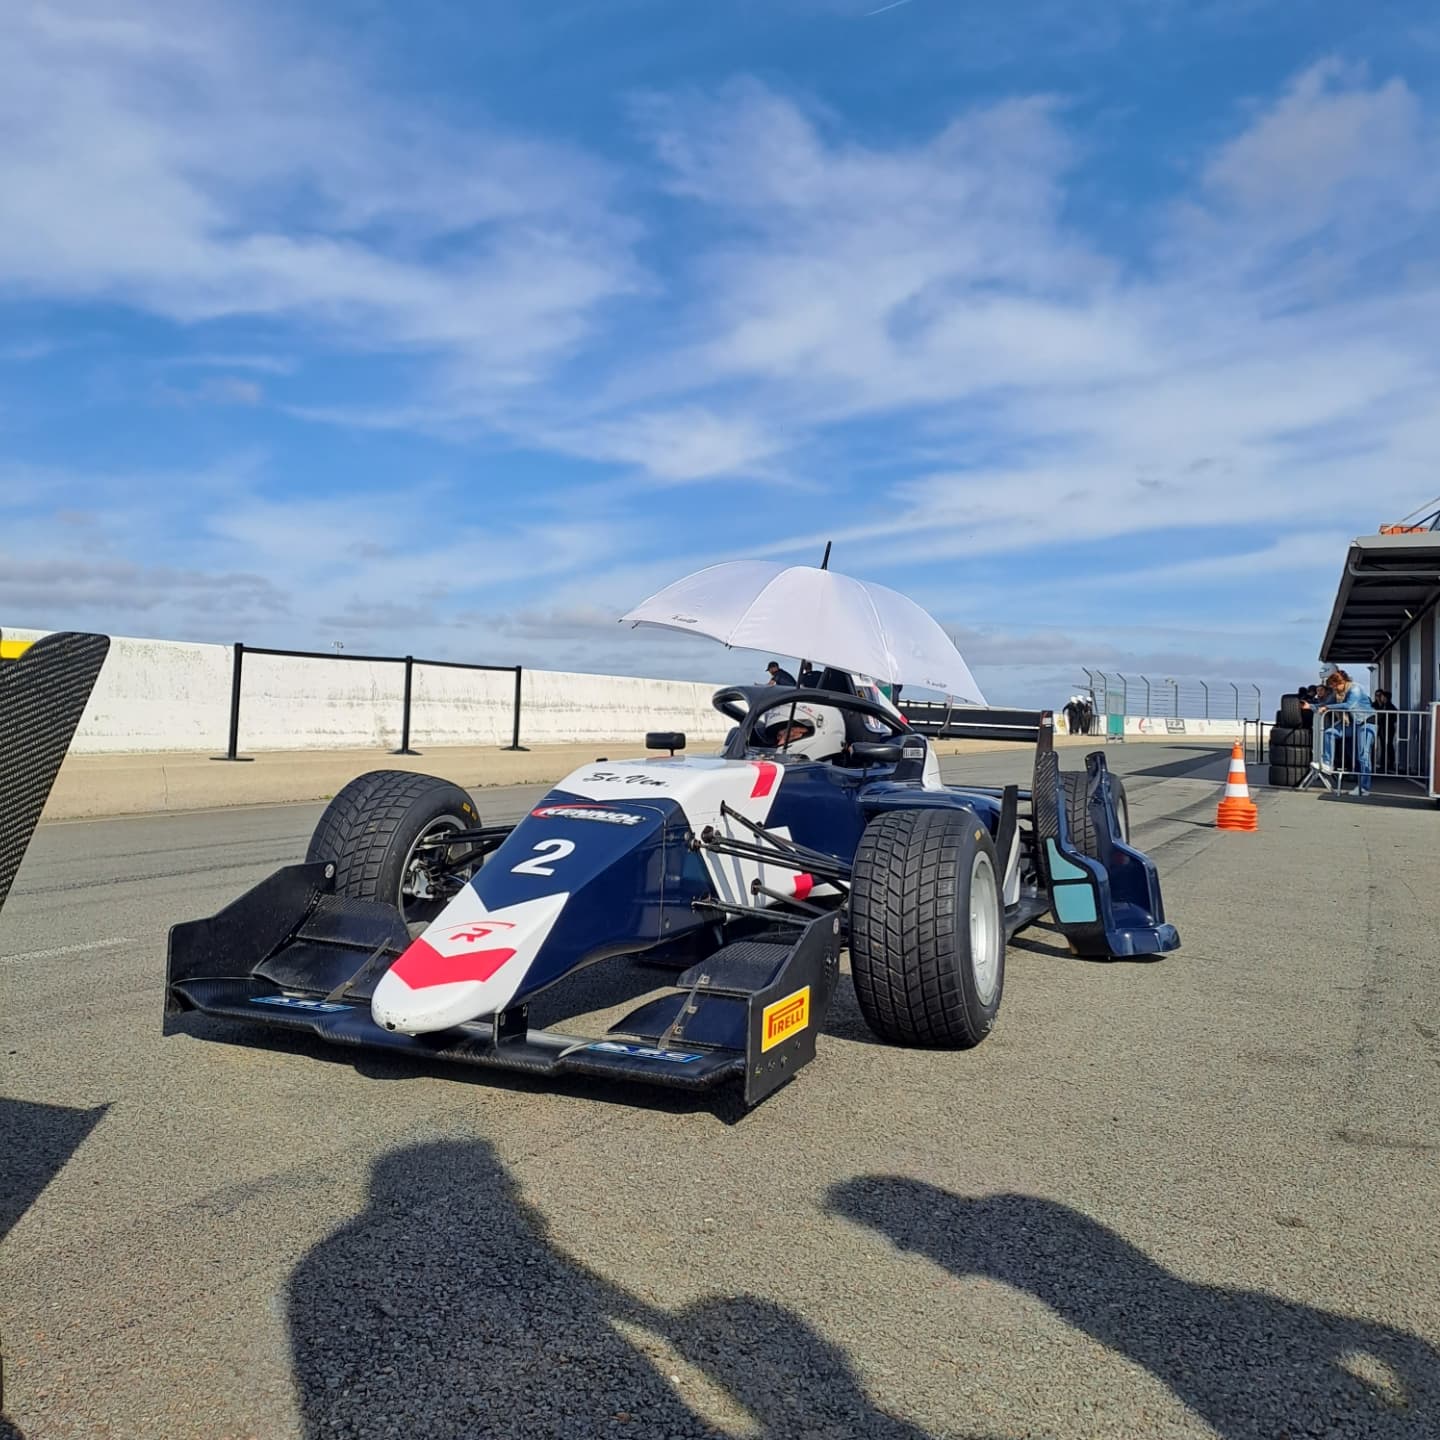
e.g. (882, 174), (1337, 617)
(0, 632), (109, 911)
(1031, 749), (1060, 843)
(898, 703), (1046, 742)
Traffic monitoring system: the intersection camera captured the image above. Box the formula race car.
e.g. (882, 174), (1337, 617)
(166, 671), (1180, 1107)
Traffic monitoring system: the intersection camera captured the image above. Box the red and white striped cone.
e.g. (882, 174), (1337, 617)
(1216, 742), (1259, 832)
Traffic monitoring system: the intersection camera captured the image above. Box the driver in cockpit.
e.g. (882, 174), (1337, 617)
(755, 700), (848, 761)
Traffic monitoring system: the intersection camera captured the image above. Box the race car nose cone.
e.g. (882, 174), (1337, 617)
(372, 969), (498, 1035)
(370, 888), (569, 1034)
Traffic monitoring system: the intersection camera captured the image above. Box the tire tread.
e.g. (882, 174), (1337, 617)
(849, 809), (1000, 1049)
(306, 770), (475, 903)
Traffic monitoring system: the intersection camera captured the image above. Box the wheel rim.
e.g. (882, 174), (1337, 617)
(968, 850), (1001, 1006)
(399, 814), (470, 931)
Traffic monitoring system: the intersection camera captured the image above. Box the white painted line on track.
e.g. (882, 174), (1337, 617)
(0, 936), (135, 964)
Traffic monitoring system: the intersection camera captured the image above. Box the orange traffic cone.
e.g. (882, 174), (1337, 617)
(1216, 742), (1259, 831)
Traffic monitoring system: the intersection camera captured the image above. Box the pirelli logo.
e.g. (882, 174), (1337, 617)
(761, 986), (811, 1052)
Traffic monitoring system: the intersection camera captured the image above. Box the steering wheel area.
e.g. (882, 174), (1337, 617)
(713, 685), (909, 762)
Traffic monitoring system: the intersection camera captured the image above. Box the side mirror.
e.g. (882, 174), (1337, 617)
(646, 731), (686, 755)
(849, 740), (904, 766)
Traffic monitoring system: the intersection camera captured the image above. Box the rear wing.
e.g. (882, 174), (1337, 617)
(0, 630), (110, 911)
(898, 702), (1055, 748)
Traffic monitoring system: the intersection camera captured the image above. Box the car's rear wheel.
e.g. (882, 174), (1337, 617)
(1059, 770), (1129, 856)
(306, 770), (483, 934)
(848, 808), (1004, 1048)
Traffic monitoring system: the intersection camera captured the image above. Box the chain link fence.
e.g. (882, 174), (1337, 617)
(1078, 671), (1269, 721)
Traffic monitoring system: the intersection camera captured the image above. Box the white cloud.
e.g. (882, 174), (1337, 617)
(630, 82), (1127, 412)
(0, 0), (638, 388)
(3, 19), (1437, 699)
(617, 64), (1440, 564)
(543, 407), (789, 484)
(1187, 59), (1438, 273)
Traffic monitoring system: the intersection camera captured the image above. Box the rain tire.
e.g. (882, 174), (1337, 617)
(1267, 763), (1307, 789)
(1278, 693), (1307, 726)
(849, 808), (1004, 1049)
(1271, 736), (1312, 766)
(1059, 770), (1130, 856)
(306, 770), (480, 919)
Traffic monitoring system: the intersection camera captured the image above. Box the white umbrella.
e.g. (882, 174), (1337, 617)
(620, 559), (987, 705)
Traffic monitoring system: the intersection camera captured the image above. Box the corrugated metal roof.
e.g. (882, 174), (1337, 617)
(1319, 532), (1440, 663)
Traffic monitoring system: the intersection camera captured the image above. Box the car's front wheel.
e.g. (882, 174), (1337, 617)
(848, 808), (1004, 1047)
(306, 770), (482, 934)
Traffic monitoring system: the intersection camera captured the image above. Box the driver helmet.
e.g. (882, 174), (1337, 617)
(756, 701), (846, 761)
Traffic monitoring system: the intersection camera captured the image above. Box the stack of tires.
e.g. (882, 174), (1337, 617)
(1267, 693), (1312, 788)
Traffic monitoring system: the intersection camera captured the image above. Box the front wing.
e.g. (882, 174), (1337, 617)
(166, 862), (841, 1108)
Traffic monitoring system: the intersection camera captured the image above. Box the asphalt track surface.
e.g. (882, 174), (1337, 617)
(3, 743), (1438, 1439)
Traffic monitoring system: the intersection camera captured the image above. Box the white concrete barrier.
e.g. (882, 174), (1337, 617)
(5, 624), (1257, 754)
(520, 667), (732, 746)
(6, 627), (233, 755)
(1055, 713), (1247, 740)
(4, 626), (733, 754)
(1125, 715), (1245, 738)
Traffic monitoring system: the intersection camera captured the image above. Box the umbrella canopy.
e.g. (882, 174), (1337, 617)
(620, 560), (987, 705)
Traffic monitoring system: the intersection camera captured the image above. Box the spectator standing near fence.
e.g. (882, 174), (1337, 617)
(1304, 670), (1376, 796)
(1373, 688), (1397, 774)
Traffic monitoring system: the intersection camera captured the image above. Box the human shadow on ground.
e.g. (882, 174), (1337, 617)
(0, 1097), (108, 1242)
(829, 1181), (1440, 1439)
(287, 1140), (960, 1440)
(0, 1098), (108, 1439)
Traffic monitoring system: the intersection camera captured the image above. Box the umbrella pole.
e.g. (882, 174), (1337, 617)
(797, 540), (833, 683)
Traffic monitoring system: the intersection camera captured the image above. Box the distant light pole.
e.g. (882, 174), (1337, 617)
(1165, 678), (1178, 717)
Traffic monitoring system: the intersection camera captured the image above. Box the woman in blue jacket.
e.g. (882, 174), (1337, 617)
(1303, 670), (1376, 795)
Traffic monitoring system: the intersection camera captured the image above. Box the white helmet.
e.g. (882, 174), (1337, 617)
(756, 701), (846, 761)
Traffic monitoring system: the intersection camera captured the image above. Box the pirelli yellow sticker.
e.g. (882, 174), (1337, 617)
(0, 639), (34, 661)
(761, 986), (811, 1052)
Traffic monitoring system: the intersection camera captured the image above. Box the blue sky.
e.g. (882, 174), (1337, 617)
(2, 0), (1438, 706)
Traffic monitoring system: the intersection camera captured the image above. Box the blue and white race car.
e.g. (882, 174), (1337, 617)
(167, 666), (1180, 1108)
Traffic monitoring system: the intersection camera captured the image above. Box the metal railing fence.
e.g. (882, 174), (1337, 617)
(1079, 670), (1267, 722)
(1243, 719), (1273, 764)
(1300, 707), (1433, 795)
(216, 642), (526, 761)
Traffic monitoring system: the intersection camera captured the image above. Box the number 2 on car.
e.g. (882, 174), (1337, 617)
(511, 838), (576, 876)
